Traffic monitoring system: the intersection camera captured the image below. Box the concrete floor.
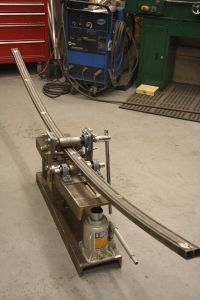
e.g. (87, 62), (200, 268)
(0, 72), (200, 300)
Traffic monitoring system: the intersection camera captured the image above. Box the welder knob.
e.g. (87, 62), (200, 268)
(192, 2), (200, 15)
(86, 21), (93, 29)
(140, 5), (150, 12)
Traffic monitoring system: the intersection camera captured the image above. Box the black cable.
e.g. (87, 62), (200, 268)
(109, 20), (126, 86)
(109, 14), (138, 88)
(43, 81), (71, 98)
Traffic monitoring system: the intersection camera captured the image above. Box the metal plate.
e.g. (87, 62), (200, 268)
(120, 83), (200, 122)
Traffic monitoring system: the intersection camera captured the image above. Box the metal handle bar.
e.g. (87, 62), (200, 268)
(0, 2), (44, 5)
(164, 0), (199, 4)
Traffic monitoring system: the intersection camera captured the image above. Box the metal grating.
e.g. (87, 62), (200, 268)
(120, 83), (200, 122)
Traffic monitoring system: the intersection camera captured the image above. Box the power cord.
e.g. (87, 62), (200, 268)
(43, 80), (71, 98)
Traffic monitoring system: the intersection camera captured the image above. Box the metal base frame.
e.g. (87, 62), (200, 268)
(36, 172), (122, 276)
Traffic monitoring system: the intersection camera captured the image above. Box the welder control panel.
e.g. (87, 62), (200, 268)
(138, 0), (164, 14)
(67, 11), (110, 54)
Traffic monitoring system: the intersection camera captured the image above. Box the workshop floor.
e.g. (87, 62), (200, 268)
(0, 68), (200, 300)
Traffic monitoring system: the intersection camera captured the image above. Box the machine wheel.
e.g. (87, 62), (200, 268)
(89, 86), (98, 97)
(71, 87), (78, 95)
(37, 62), (44, 73)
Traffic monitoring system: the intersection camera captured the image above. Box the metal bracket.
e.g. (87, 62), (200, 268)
(192, 2), (200, 15)
(61, 163), (72, 183)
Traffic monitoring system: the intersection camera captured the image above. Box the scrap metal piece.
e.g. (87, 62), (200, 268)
(12, 48), (200, 260)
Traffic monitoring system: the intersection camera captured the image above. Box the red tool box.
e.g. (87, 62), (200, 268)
(0, 0), (49, 64)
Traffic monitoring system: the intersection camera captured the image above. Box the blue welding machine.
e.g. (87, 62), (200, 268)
(64, 0), (127, 95)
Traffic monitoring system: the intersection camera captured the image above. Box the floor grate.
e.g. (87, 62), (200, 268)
(119, 83), (200, 122)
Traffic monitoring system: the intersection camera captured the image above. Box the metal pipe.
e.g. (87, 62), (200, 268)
(110, 223), (138, 264)
(164, 0), (198, 4)
(59, 136), (82, 147)
(11, 48), (200, 260)
(0, 24), (45, 27)
(104, 129), (112, 214)
(0, 2), (44, 5)
(0, 41), (45, 45)
(104, 130), (111, 184)
(48, 0), (59, 60)
(49, 1), (56, 48)
(94, 135), (111, 142)
(0, 12), (45, 15)
(48, 5), (53, 44)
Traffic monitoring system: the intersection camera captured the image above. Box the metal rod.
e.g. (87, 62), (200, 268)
(0, 12), (45, 15)
(0, 41), (45, 45)
(0, 2), (44, 6)
(164, 0), (197, 4)
(110, 223), (138, 264)
(48, 0), (59, 60)
(104, 129), (112, 214)
(11, 48), (200, 260)
(0, 24), (45, 28)
(48, 5), (53, 43)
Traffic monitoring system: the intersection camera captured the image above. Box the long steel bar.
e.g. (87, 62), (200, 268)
(12, 48), (200, 260)
(49, 0), (60, 60)
(111, 223), (138, 265)
(164, 0), (198, 4)
(104, 129), (112, 214)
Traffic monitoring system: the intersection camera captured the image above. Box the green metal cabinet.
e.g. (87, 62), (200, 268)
(125, 0), (200, 88)
(137, 23), (169, 87)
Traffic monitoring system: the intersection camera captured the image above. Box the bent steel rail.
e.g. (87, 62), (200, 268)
(12, 48), (200, 259)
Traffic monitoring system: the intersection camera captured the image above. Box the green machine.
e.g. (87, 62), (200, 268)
(125, 0), (200, 89)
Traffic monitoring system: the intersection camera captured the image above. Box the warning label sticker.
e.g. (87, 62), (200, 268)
(95, 229), (108, 249)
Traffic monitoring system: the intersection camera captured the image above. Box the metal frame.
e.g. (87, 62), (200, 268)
(36, 172), (122, 276)
(12, 48), (200, 265)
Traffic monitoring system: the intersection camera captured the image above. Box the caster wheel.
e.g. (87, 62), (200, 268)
(37, 62), (44, 73)
(71, 87), (78, 95)
(89, 86), (98, 97)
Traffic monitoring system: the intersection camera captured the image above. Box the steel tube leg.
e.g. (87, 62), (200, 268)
(105, 129), (112, 214)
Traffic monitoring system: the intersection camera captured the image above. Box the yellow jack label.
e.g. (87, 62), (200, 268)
(95, 229), (108, 249)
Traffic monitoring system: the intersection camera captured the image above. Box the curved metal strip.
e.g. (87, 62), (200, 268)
(11, 48), (200, 259)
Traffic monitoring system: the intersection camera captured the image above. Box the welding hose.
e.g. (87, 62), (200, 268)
(109, 20), (126, 86)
